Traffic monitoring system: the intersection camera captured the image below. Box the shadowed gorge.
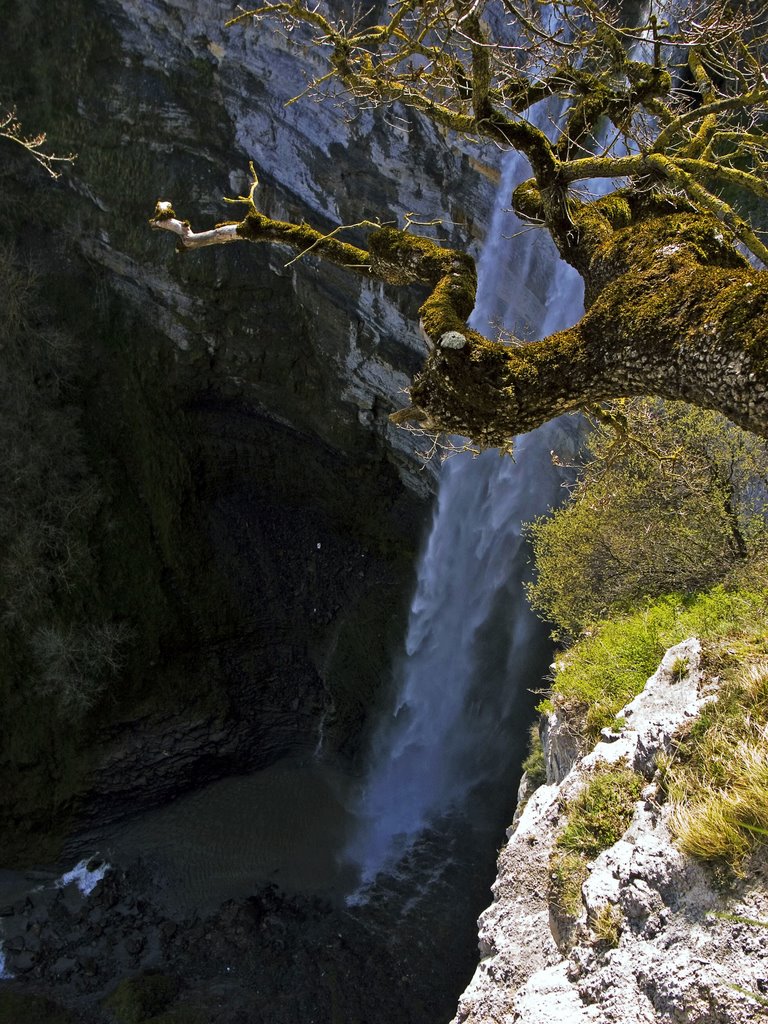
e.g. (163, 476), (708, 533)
(0, 0), (534, 1020)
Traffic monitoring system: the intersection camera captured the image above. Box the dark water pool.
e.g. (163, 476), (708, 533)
(79, 758), (360, 914)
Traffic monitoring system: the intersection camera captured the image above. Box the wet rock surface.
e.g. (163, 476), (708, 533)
(0, 830), (498, 1024)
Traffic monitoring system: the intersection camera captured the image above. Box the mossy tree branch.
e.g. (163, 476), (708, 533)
(224, 0), (767, 264)
(151, 0), (768, 449)
(151, 184), (768, 444)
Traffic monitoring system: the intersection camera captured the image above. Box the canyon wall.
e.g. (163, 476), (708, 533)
(0, 0), (499, 860)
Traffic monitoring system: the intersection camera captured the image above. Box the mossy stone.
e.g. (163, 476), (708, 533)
(104, 971), (180, 1024)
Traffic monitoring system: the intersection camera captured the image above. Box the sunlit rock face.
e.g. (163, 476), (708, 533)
(0, 0), (501, 852)
(454, 641), (768, 1024)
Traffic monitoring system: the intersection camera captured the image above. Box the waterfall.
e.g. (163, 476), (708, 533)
(342, 0), (666, 889)
(0, 943), (12, 981)
(344, 140), (587, 890)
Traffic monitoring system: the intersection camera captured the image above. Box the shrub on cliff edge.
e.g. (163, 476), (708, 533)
(527, 399), (768, 641)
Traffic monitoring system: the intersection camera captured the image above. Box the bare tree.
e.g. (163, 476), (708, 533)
(151, 0), (768, 447)
(0, 110), (75, 178)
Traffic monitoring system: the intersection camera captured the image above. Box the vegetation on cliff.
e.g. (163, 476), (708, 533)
(536, 586), (768, 739)
(665, 660), (768, 871)
(527, 398), (768, 875)
(0, 248), (124, 720)
(527, 398), (768, 640)
(550, 760), (643, 918)
(0, 239), (201, 861)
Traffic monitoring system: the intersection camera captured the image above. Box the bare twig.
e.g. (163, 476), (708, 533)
(0, 110), (75, 179)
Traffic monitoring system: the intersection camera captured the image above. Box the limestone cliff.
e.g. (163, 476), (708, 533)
(453, 639), (768, 1024)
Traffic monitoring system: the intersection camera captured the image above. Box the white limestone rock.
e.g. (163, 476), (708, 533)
(451, 639), (768, 1024)
(541, 708), (583, 784)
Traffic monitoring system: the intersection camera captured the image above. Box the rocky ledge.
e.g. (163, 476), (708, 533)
(452, 638), (768, 1024)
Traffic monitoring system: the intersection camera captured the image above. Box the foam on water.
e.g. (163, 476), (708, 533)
(56, 857), (109, 896)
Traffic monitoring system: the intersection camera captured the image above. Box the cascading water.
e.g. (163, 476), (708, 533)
(345, 143), (586, 890)
(345, 0), (662, 889)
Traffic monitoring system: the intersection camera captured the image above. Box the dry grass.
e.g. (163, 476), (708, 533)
(590, 903), (623, 947)
(666, 662), (768, 871)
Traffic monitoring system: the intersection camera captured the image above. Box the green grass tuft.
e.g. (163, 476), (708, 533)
(521, 723), (547, 786)
(549, 849), (589, 918)
(547, 587), (768, 741)
(558, 762), (644, 857)
(590, 903), (623, 947)
(668, 654), (690, 681)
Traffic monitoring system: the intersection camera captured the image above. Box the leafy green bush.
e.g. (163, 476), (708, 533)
(527, 398), (768, 640)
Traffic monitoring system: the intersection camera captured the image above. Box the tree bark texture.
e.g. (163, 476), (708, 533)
(151, 192), (768, 446)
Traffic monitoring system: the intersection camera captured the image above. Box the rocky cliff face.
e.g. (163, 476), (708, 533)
(28, 0), (500, 491)
(453, 639), (768, 1024)
(0, 0), (501, 860)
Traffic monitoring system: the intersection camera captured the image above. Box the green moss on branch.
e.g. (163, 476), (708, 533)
(238, 211), (371, 271)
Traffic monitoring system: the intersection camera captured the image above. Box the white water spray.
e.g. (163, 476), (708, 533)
(345, 139), (586, 889)
(56, 857), (110, 896)
(0, 944), (12, 981)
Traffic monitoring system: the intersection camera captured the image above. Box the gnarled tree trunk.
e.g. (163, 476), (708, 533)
(151, 189), (768, 445)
